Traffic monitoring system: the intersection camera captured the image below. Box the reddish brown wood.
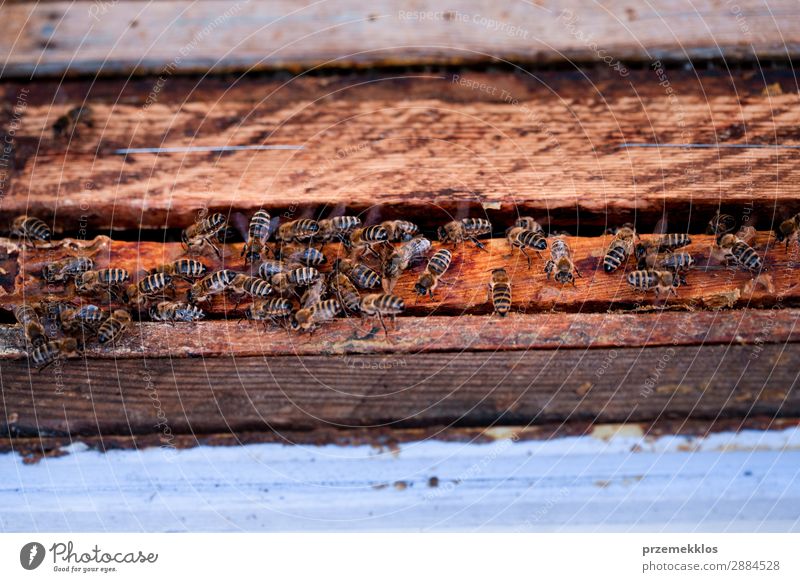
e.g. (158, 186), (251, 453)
(3, 69), (800, 232)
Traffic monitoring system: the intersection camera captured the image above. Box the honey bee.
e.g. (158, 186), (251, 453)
(654, 233), (692, 252)
(181, 212), (227, 257)
(776, 213), (800, 249)
(347, 225), (389, 258)
(329, 272), (362, 312)
(229, 274), (273, 305)
(301, 276), (327, 309)
(413, 249), (452, 299)
(291, 298), (342, 333)
(488, 268), (512, 316)
(98, 309), (132, 345)
(59, 304), (106, 335)
(244, 298), (294, 325)
(544, 238), (581, 285)
(270, 267), (320, 295)
(42, 256), (94, 283)
(14, 304), (47, 347)
(242, 209), (273, 264)
(124, 272), (175, 307)
(257, 259), (286, 280)
(716, 233), (763, 272)
(317, 216), (362, 242)
(381, 220), (419, 242)
(707, 212), (736, 236)
(149, 301), (206, 323)
(334, 258), (382, 289)
(506, 226), (547, 268)
(276, 219), (319, 243)
(514, 216), (545, 233)
(52, 106), (94, 139)
(150, 258), (208, 280)
(383, 235), (431, 292)
(359, 293), (405, 336)
(280, 244), (327, 267)
(603, 225), (637, 273)
(31, 338), (80, 370)
(658, 252), (695, 285)
(187, 269), (237, 303)
(11, 215), (51, 246)
(626, 270), (679, 297)
(75, 268), (130, 296)
(438, 218), (492, 250)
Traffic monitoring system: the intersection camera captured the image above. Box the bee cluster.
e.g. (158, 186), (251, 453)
(7, 206), (783, 367)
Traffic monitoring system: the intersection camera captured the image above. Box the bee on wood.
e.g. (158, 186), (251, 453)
(506, 226), (547, 268)
(14, 304), (47, 347)
(242, 209), (273, 265)
(149, 301), (206, 323)
(280, 244), (327, 267)
(514, 216), (545, 233)
(42, 256), (94, 283)
(31, 338), (80, 371)
(347, 225), (389, 259)
(626, 270), (679, 297)
(603, 225), (637, 273)
(381, 220), (419, 242)
(257, 259), (286, 281)
(270, 267), (320, 295)
(544, 238), (581, 285)
(276, 219), (319, 243)
(181, 212), (227, 257)
(11, 215), (51, 246)
(488, 268), (512, 316)
(716, 233), (763, 272)
(317, 216), (362, 242)
(360, 293), (405, 336)
(229, 274), (273, 306)
(291, 298), (342, 333)
(383, 235), (431, 292)
(329, 272), (362, 312)
(150, 258), (208, 281)
(658, 252), (695, 285)
(98, 309), (132, 345)
(414, 248), (452, 299)
(334, 258), (382, 289)
(244, 298), (294, 325)
(124, 272), (175, 307)
(654, 233), (692, 252)
(52, 106), (94, 139)
(301, 276), (328, 309)
(707, 212), (736, 236)
(60, 304), (106, 335)
(776, 213), (800, 250)
(187, 269), (237, 303)
(437, 218), (492, 250)
(75, 268), (130, 296)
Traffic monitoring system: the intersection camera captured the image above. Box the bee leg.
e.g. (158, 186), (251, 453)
(377, 313), (389, 340)
(470, 238), (488, 252)
(520, 248), (533, 270)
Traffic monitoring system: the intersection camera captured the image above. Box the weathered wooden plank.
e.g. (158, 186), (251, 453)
(3, 69), (800, 231)
(1, 344), (798, 437)
(2, 0), (799, 78)
(1, 232), (797, 321)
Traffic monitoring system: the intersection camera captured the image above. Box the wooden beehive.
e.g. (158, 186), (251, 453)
(1, 0), (799, 464)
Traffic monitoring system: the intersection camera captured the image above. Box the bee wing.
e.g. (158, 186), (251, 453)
(228, 211), (250, 239)
(652, 214), (669, 235)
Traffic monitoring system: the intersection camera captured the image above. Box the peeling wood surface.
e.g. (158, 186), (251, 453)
(3, 69), (800, 231)
(2, 344), (798, 437)
(1, 232), (799, 322)
(3, 0), (800, 79)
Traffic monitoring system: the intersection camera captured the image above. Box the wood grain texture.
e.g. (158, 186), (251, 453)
(2, 69), (800, 232)
(2, 0), (800, 78)
(1, 232), (798, 321)
(2, 344), (798, 437)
